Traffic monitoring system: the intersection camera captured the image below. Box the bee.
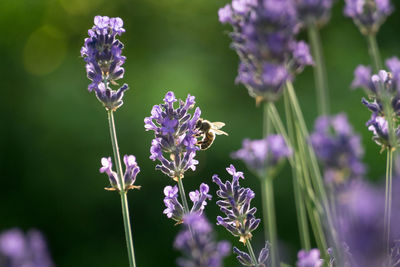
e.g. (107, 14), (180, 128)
(195, 119), (228, 150)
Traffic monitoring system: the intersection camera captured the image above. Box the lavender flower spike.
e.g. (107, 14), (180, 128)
(344, 0), (393, 35)
(174, 213), (231, 267)
(144, 91), (201, 180)
(297, 249), (323, 267)
(232, 134), (292, 177)
(81, 16), (129, 111)
(213, 164), (260, 244)
(218, 0), (313, 103)
(233, 242), (270, 267)
(163, 183), (212, 222)
(100, 155), (140, 191)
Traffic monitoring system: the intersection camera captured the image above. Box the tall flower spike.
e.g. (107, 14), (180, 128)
(296, 249), (323, 267)
(213, 164), (261, 244)
(218, 0), (313, 103)
(231, 134), (292, 177)
(309, 113), (366, 187)
(144, 91), (201, 180)
(99, 155), (140, 191)
(344, 0), (393, 35)
(163, 183), (212, 222)
(174, 213), (231, 267)
(81, 15), (129, 111)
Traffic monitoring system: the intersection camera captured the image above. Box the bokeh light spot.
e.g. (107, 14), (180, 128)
(23, 25), (67, 76)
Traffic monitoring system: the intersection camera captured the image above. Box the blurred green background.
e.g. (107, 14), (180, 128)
(1, 0), (400, 266)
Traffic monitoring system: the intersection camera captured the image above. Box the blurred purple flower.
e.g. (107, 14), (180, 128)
(231, 134), (292, 177)
(296, 249), (323, 267)
(335, 179), (389, 266)
(294, 0), (334, 26)
(309, 113), (365, 186)
(99, 155), (140, 191)
(144, 91), (201, 180)
(218, 0), (313, 102)
(213, 165), (260, 244)
(81, 15), (129, 111)
(174, 213), (231, 267)
(0, 229), (53, 267)
(344, 0), (393, 35)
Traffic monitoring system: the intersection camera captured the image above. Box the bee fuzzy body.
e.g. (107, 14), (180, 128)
(195, 119), (227, 150)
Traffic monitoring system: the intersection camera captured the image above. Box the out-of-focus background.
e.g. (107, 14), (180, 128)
(1, 0), (399, 266)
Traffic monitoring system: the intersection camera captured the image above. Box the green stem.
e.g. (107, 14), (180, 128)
(177, 177), (190, 214)
(366, 34), (383, 72)
(308, 23), (329, 115)
(107, 110), (137, 267)
(283, 91), (311, 251)
(385, 149), (394, 254)
(261, 103), (279, 267)
(260, 177), (280, 267)
(246, 240), (259, 266)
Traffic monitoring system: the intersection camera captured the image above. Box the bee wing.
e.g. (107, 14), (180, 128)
(213, 129), (228, 136)
(210, 122), (225, 130)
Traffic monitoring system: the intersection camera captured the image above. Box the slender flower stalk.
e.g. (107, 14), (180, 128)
(366, 34), (383, 72)
(307, 23), (329, 115)
(107, 111), (137, 267)
(385, 148), (394, 254)
(283, 92), (311, 251)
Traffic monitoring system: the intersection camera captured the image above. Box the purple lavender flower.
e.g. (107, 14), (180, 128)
(0, 229), (54, 267)
(367, 115), (400, 148)
(233, 242), (270, 267)
(81, 16), (129, 111)
(144, 91), (201, 180)
(163, 183), (212, 222)
(99, 155), (140, 191)
(344, 0), (393, 35)
(335, 179), (388, 266)
(213, 164), (260, 244)
(218, 0), (313, 102)
(351, 65), (372, 90)
(163, 185), (184, 221)
(231, 134), (292, 177)
(174, 213), (231, 267)
(309, 113), (365, 186)
(294, 0), (334, 26)
(296, 249), (323, 267)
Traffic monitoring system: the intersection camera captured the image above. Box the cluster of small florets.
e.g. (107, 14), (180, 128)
(99, 155), (140, 191)
(231, 134), (292, 177)
(81, 16), (128, 111)
(174, 213), (231, 267)
(352, 57), (400, 149)
(213, 165), (260, 244)
(218, 0), (313, 102)
(344, 0), (393, 35)
(163, 183), (212, 223)
(309, 113), (366, 187)
(0, 229), (54, 267)
(144, 91), (201, 180)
